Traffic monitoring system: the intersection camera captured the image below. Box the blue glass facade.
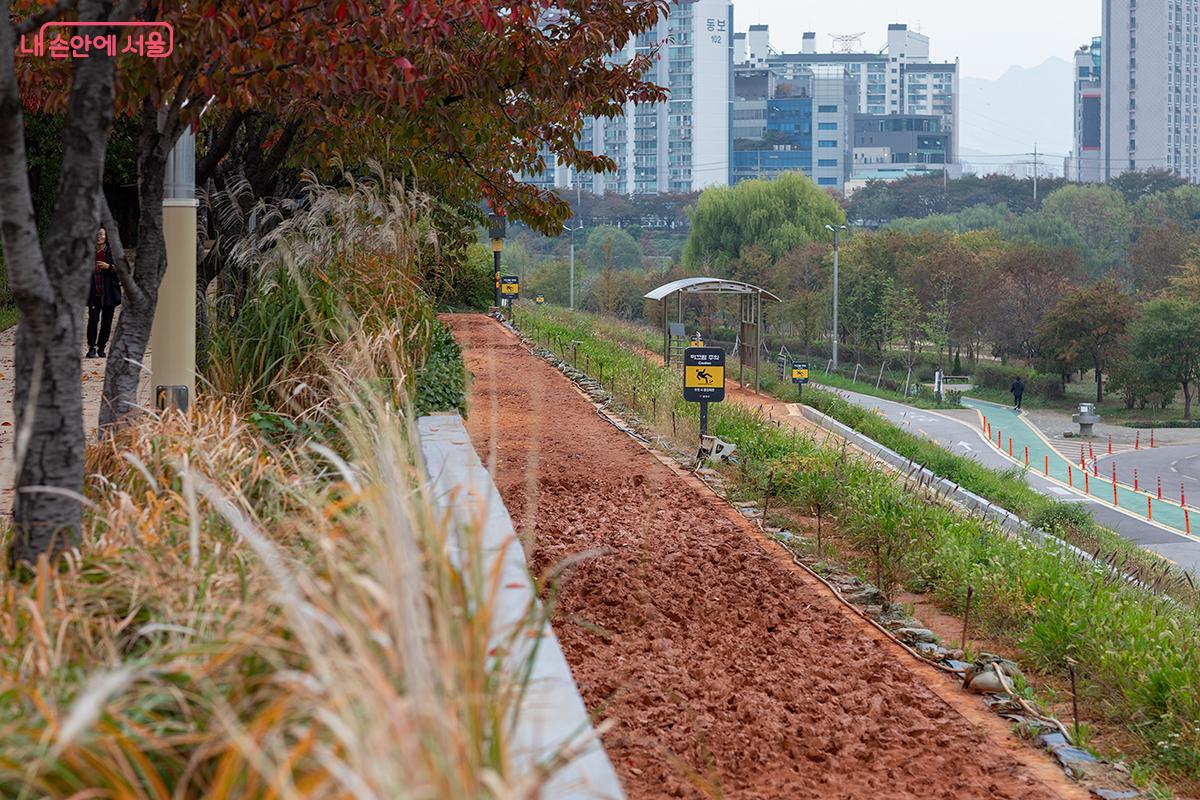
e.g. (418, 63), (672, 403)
(733, 96), (814, 182)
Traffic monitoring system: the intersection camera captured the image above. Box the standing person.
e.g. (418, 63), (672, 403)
(86, 226), (121, 358)
(1011, 376), (1025, 411)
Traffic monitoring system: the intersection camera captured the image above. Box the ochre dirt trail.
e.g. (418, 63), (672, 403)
(447, 314), (1074, 800)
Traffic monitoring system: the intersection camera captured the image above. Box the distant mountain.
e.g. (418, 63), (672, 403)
(959, 58), (1075, 176)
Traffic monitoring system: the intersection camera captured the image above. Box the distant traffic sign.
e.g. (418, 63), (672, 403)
(689, 338), (704, 348)
(683, 347), (726, 403)
(534, 293), (545, 304)
(792, 362), (809, 384)
(500, 275), (519, 298)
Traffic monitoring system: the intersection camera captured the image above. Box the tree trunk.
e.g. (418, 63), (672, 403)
(1185, 381), (1193, 421)
(1095, 366), (1104, 403)
(99, 107), (172, 427)
(0, 3), (116, 564)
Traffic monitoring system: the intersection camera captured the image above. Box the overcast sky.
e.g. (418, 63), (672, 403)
(733, 0), (1101, 80)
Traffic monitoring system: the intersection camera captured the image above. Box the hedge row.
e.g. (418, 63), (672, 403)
(974, 363), (1064, 401)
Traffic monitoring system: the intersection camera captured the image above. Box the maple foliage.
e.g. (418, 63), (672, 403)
(15, 0), (670, 231)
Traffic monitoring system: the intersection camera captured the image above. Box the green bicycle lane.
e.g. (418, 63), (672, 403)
(960, 397), (1193, 536)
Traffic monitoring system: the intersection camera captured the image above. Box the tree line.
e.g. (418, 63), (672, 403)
(555, 172), (1200, 419)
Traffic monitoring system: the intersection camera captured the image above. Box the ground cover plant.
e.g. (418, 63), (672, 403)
(519, 304), (1200, 790)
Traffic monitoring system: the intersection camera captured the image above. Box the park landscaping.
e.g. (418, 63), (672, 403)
(0, 177), (552, 796)
(519, 304), (1200, 796)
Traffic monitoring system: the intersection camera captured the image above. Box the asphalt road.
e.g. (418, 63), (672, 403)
(1096, 446), (1200, 504)
(813, 382), (1200, 575)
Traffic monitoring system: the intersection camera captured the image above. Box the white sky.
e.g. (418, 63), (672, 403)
(733, 0), (1101, 80)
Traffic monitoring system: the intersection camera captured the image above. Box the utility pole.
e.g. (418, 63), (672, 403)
(1031, 142), (1039, 202)
(825, 223), (848, 369)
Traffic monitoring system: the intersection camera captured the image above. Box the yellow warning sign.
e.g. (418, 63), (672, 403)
(685, 365), (724, 389)
(792, 367), (809, 381)
(689, 339), (704, 347)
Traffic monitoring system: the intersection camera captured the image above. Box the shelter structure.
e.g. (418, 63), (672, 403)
(644, 278), (782, 394)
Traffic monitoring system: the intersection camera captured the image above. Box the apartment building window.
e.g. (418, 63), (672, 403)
(818, 140), (839, 148)
(818, 104), (838, 112)
(818, 159), (839, 167)
(818, 177), (838, 186)
(818, 122), (838, 130)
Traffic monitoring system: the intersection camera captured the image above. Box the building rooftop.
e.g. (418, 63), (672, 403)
(905, 62), (958, 71)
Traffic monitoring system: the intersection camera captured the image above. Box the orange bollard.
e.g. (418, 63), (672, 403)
(1134, 469), (1139, 491)
(1093, 461), (1098, 477)
(1069, 466), (1074, 488)
(1024, 445), (1029, 466)
(1009, 437), (1013, 457)
(1113, 481), (1118, 505)
(1147, 496), (1153, 520)
(1089, 442), (1095, 460)
(1186, 509), (1192, 535)
(997, 429), (1002, 448)
(1135, 431), (1140, 450)
(1108, 433), (1112, 454)
(1182, 483), (1187, 509)
(1158, 476), (1163, 500)
(1044, 455), (1049, 476)
(1085, 472), (1090, 494)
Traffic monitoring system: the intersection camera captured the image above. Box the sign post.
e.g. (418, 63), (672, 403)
(500, 274), (519, 322)
(683, 346), (726, 438)
(791, 360), (809, 400)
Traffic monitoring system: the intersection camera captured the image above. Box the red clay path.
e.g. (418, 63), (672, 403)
(447, 314), (1079, 800)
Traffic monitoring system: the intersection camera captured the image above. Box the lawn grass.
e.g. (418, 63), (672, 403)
(968, 379), (1197, 427)
(519, 305), (1200, 790)
(0, 306), (17, 332)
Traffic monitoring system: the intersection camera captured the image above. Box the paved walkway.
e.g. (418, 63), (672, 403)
(812, 382), (1200, 575)
(0, 322), (152, 515)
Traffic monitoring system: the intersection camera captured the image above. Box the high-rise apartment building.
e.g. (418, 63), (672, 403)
(1069, 37), (1104, 182)
(528, 0), (733, 196)
(1102, 0), (1200, 180)
(754, 24), (960, 165)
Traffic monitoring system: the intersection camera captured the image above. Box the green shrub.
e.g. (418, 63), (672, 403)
(1028, 373), (1065, 401)
(415, 323), (467, 416)
(974, 363), (1025, 391)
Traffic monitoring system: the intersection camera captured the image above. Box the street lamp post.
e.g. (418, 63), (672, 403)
(488, 210), (506, 310)
(563, 179), (583, 310)
(825, 223), (848, 370)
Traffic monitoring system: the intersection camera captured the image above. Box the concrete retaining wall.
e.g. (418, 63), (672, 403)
(417, 413), (624, 800)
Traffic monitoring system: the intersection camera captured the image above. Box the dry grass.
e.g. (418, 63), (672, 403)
(0, 172), (560, 798)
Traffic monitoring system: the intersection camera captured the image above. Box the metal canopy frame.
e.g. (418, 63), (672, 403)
(644, 277), (781, 394)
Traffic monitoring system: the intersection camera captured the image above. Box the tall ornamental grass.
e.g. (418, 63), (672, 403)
(0, 173), (552, 797)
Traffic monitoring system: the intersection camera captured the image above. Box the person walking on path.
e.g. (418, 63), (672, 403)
(86, 226), (121, 359)
(1011, 376), (1025, 411)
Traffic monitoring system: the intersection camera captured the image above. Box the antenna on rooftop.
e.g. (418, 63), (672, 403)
(829, 32), (865, 53)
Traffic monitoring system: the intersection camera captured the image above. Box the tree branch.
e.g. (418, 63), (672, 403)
(196, 109), (246, 186)
(15, 0), (74, 35)
(100, 191), (145, 305)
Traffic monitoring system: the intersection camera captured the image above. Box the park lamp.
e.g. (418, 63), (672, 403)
(824, 223), (848, 369)
(488, 210), (506, 309)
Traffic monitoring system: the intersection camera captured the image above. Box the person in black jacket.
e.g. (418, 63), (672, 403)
(1011, 377), (1026, 411)
(86, 226), (121, 358)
